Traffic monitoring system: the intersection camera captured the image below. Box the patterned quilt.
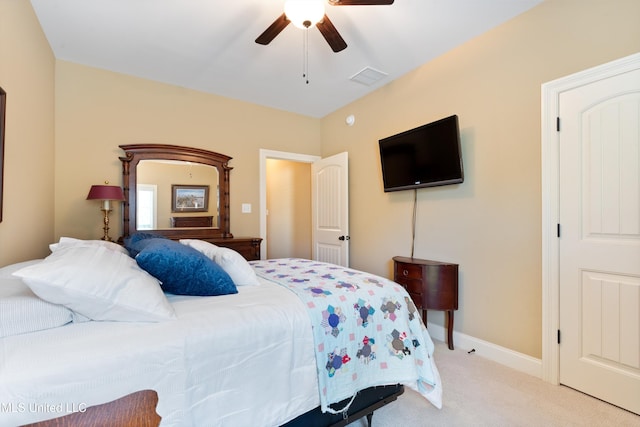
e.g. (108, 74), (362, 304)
(251, 258), (442, 413)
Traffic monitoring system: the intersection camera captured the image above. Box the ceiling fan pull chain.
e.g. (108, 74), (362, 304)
(301, 28), (305, 82)
(303, 28), (310, 84)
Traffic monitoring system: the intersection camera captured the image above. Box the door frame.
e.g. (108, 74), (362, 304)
(541, 52), (640, 385)
(259, 149), (321, 260)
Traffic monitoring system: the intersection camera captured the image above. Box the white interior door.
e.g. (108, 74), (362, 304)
(558, 66), (640, 414)
(312, 152), (349, 267)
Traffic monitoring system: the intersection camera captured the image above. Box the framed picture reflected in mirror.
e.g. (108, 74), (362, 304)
(171, 185), (209, 213)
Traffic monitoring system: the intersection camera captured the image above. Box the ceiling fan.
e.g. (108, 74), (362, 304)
(255, 0), (395, 53)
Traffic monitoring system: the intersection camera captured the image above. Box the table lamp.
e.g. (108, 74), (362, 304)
(86, 183), (125, 241)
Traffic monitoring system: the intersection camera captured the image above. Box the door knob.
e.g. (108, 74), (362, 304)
(338, 235), (350, 241)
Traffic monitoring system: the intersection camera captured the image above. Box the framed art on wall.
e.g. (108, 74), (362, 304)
(0, 87), (5, 223)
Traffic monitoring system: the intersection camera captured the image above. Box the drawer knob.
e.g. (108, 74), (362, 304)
(403, 269), (409, 276)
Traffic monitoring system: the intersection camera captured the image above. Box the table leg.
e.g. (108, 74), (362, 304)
(446, 310), (454, 350)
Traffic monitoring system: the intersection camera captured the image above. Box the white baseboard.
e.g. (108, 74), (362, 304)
(426, 322), (542, 379)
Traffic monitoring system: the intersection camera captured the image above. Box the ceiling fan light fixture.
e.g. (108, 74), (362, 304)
(284, 0), (325, 29)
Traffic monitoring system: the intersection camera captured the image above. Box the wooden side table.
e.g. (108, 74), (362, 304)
(393, 256), (459, 350)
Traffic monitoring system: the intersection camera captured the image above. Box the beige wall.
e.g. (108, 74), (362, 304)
(54, 61), (322, 241)
(266, 159), (312, 259)
(0, 0), (55, 264)
(3, 0), (639, 359)
(321, 0), (640, 357)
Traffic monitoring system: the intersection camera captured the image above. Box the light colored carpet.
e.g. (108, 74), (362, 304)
(347, 340), (639, 426)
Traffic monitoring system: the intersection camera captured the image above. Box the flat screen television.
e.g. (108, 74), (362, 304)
(378, 115), (464, 192)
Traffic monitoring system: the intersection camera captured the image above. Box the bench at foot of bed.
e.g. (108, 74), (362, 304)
(21, 390), (161, 427)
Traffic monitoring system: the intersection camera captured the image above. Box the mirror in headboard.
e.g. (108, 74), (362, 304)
(120, 144), (233, 241)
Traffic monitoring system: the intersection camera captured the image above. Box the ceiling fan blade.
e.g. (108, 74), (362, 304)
(328, 0), (394, 5)
(316, 14), (347, 53)
(255, 13), (290, 45)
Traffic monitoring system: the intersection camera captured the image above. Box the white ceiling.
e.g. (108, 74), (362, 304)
(30, 0), (543, 118)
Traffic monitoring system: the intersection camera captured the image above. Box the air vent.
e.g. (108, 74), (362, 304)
(350, 67), (388, 86)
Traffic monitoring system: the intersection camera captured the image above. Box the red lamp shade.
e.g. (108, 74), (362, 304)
(86, 185), (125, 241)
(86, 185), (125, 201)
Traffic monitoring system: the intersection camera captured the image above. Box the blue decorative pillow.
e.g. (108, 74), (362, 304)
(124, 232), (168, 257)
(135, 239), (237, 296)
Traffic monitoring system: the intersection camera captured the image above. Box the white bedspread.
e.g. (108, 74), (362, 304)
(0, 273), (319, 426)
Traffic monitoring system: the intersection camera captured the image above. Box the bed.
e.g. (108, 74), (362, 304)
(0, 236), (442, 426)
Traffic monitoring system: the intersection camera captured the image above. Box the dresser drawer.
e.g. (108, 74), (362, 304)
(397, 278), (423, 295)
(395, 262), (423, 281)
(204, 237), (262, 261)
(406, 292), (424, 309)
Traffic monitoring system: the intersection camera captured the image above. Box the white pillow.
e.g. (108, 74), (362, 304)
(0, 270), (89, 338)
(13, 245), (176, 322)
(179, 238), (219, 259)
(0, 294), (76, 338)
(49, 236), (129, 255)
(180, 239), (260, 286)
(0, 259), (42, 279)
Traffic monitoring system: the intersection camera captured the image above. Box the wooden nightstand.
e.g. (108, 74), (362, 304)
(393, 256), (459, 350)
